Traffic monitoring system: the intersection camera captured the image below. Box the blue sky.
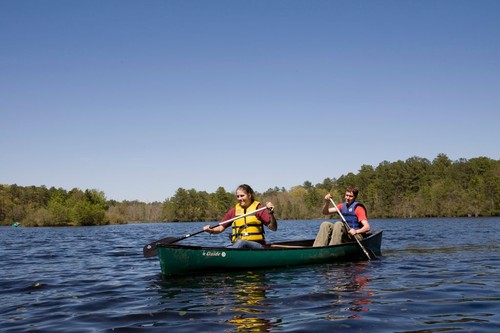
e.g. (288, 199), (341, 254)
(1, 0), (499, 202)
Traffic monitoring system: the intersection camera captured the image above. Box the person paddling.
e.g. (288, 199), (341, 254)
(313, 187), (371, 247)
(203, 184), (277, 249)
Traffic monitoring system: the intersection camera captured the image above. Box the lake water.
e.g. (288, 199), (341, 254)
(1, 217), (499, 332)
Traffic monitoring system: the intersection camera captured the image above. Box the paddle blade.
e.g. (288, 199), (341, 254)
(143, 237), (180, 258)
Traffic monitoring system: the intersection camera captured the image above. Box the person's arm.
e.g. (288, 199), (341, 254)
(322, 200), (331, 215)
(204, 224), (224, 234)
(267, 208), (277, 231)
(203, 208), (234, 234)
(264, 202), (277, 231)
(355, 220), (370, 234)
(350, 206), (371, 235)
(322, 194), (336, 215)
(322, 194), (341, 215)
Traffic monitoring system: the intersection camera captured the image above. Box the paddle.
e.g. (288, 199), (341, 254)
(143, 206), (269, 258)
(329, 197), (375, 260)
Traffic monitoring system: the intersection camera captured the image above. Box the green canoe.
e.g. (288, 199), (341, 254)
(157, 230), (382, 276)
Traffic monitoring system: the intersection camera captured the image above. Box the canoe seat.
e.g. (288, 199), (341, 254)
(269, 244), (308, 249)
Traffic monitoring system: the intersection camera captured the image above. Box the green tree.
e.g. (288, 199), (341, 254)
(208, 187), (235, 220)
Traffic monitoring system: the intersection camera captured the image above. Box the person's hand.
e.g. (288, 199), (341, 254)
(348, 229), (358, 236)
(203, 225), (214, 233)
(266, 202), (275, 214)
(324, 194), (332, 202)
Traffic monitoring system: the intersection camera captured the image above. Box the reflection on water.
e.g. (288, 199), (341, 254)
(224, 272), (276, 333)
(319, 263), (375, 321)
(154, 262), (379, 332)
(158, 271), (278, 332)
(291, 263), (377, 326)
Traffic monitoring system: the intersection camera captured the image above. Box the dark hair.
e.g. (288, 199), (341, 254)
(346, 186), (359, 198)
(236, 184), (255, 201)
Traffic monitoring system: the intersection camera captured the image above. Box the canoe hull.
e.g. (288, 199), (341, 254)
(157, 230), (382, 276)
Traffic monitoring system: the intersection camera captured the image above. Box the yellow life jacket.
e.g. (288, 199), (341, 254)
(231, 200), (265, 243)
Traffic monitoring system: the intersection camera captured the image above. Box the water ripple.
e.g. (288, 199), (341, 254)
(1, 218), (500, 332)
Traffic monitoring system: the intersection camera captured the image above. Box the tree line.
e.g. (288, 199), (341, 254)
(1, 154), (499, 227)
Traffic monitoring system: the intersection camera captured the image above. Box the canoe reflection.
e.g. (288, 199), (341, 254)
(157, 271), (278, 332)
(322, 262), (375, 320)
(223, 272), (276, 332)
(156, 263), (376, 330)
